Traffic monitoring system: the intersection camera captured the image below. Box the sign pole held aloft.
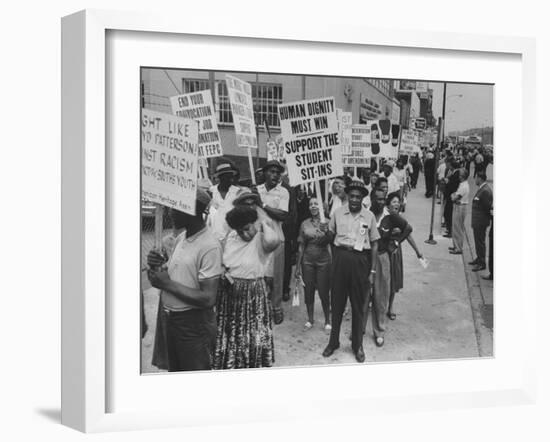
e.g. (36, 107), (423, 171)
(154, 205), (163, 250)
(425, 116), (443, 245)
(314, 180), (326, 223)
(248, 148), (256, 185)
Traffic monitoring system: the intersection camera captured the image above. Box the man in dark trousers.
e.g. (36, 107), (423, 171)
(423, 150), (436, 198)
(410, 153), (422, 189)
(443, 159), (460, 238)
(469, 172), (493, 273)
(482, 209), (494, 280)
(322, 180), (379, 363)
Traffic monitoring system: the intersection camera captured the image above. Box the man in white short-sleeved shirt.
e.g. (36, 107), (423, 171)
(323, 180), (379, 363)
(256, 160), (288, 324)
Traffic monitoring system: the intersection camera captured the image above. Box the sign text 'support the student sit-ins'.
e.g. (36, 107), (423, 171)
(141, 109), (199, 215)
(225, 74), (258, 149)
(278, 97), (343, 186)
(343, 124), (372, 166)
(170, 90), (223, 158)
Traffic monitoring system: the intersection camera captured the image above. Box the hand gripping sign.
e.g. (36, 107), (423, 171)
(278, 97), (343, 186)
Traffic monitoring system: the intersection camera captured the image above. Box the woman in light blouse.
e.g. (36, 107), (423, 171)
(295, 197), (332, 331)
(213, 204), (280, 369)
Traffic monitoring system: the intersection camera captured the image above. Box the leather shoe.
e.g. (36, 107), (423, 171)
(355, 347), (366, 363)
(443, 233), (452, 238)
(322, 344), (339, 357)
(481, 274), (493, 280)
(468, 259), (479, 265)
(449, 250), (462, 255)
(472, 265), (486, 272)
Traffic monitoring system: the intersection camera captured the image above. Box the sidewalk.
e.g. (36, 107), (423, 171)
(460, 164), (494, 357)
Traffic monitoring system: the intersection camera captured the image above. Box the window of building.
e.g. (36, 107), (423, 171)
(182, 79), (210, 94)
(366, 79), (392, 97)
(182, 78), (283, 129)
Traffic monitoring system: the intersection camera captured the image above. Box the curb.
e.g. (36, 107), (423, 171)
(462, 225), (494, 357)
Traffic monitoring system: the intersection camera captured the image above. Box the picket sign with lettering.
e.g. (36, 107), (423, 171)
(278, 96), (343, 186)
(225, 75), (258, 183)
(339, 111), (353, 155)
(170, 90), (223, 158)
(342, 124), (371, 166)
(225, 75), (258, 150)
(141, 109), (199, 215)
(400, 129), (421, 154)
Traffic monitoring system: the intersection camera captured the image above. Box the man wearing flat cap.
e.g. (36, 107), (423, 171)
(255, 160), (289, 324)
(147, 189), (223, 372)
(208, 160), (249, 242)
(322, 180), (379, 363)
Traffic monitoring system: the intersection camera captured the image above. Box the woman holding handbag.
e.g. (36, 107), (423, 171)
(295, 197), (332, 332)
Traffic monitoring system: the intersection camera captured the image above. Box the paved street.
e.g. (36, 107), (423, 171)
(141, 167), (493, 372)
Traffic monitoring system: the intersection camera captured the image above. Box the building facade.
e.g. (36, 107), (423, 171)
(141, 69), (425, 178)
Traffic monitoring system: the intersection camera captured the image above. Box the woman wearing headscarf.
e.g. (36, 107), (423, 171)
(213, 204), (280, 369)
(295, 196), (332, 331)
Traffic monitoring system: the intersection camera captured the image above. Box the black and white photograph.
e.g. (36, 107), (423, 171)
(140, 68), (494, 373)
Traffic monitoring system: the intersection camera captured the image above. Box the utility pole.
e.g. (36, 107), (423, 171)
(425, 82), (446, 245)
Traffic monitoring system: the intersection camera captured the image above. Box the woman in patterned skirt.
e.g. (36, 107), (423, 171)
(214, 204), (281, 369)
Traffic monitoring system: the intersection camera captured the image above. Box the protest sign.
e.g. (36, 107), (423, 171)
(278, 96), (343, 186)
(141, 109), (199, 215)
(225, 74), (257, 149)
(339, 111), (353, 155)
(170, 90), (222, 158)
(371, 119), (400, 158)
(342, 124), (371, 166)
(400, 129), (421, 154)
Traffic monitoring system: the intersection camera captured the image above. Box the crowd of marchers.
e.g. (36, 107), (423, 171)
(142, 143), (493, 371)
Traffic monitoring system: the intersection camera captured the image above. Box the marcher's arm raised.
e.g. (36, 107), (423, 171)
(262, 205), (289, 222)
(260, 220), (280, 253)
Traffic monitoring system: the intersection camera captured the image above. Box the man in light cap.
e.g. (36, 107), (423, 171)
(322, 180), (379, 363)
(208, 160), (249, 242)
(382, 160), (400, 195)
(147, 189), (223, 372)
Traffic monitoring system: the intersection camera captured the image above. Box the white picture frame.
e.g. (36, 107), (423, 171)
(61, 9), (537, 433)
